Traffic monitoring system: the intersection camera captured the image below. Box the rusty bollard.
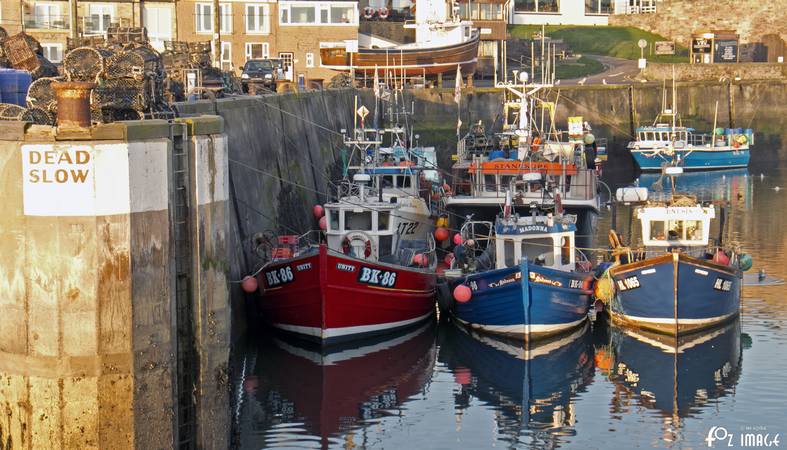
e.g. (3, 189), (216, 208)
(51, 81), (95, 129)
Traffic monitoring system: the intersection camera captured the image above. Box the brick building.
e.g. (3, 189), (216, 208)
(175, 0), (357, 82)
(0, 0), (177, 59)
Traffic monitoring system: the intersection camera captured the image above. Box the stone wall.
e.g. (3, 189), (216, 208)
(609, 0), (787, 45)
(641, 62), (787, 82)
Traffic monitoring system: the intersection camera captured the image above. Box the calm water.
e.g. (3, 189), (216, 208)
(232, 168), (787, 449)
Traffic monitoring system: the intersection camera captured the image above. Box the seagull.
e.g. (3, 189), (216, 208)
(602, 79), (607, 85)
(578, 77), (587, 85)
(555, 79), (561, 85)
(760, 173), (765, 179)
(775, 186), (781, 191)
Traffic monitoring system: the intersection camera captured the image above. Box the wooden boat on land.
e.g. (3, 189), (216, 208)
(320, 0), (479, 76)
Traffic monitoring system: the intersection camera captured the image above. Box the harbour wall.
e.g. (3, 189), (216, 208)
(0, 118), (230, 449)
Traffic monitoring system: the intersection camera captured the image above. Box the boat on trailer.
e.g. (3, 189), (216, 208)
(320, 0), (479, 77)
(255, 97), (439, 344)
(597, 174), (753, 335)
(442, 196), (595, 340)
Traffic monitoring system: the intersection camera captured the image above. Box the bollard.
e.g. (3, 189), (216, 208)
(51, 81), (95, 129)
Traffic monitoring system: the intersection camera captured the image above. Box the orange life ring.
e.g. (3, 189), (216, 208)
(531, 136), (542, 152)
(378, 7), (389, 19)
(363, 6), (375, 19)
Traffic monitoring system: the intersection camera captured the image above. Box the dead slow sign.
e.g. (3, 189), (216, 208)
(264, 266), (295, 287)
(357, 266), (398, 288)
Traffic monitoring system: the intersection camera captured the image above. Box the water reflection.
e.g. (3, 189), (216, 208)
(637, 168), (753, 205)
(235, 322), (436, 449)
(600, 320), (742, 422)
(438, 322), (594, 447)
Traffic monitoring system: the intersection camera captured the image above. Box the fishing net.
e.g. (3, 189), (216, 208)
(64, 47), (113, 82)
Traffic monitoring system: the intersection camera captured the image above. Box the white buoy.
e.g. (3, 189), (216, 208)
(775, 186), (781, 191)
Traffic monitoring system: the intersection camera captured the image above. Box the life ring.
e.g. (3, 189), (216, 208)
(363, 6), (375, 19)
(378, 7), (389, 19)
(531, 136), (542, 152)
(342, 231), (374, 259)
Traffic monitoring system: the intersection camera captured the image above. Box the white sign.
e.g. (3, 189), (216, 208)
(22, 145), (96, 216)
(638, 58), (647, 69)
(344, 39), (359, 53)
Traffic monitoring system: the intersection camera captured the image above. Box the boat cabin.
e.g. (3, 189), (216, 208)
(493, 214), (578, 272)
(637, 204), (715, 248)
(634, 125), (691, 148)
(324, 201), (398, 262)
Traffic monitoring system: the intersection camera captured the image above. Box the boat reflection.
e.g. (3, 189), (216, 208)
(235, 321), (437, 449)
(638, 168), (752, 205)
(439, 321), (594, 444)
(601, 319), (742, 421)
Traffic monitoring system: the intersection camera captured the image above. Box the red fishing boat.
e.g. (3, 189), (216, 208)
(255, 95), (439, 344)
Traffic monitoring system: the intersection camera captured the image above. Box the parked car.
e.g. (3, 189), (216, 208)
(241, 59), (276, 91)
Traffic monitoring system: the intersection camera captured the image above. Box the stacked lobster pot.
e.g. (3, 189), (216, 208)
(160, 40), (225, 101)
(40, 27), (174, 124)
(0, 28), (59, 78)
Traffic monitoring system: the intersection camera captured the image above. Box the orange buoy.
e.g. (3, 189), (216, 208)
(453, 233), (464, 245)
(444, 252), (455, 266)
(413, 253), (428, 267)
(713, 249), (730, 266)
(241, 275), (258, 293)
(319, 216), (327, 230)
(434, 227), (449, 241)
(313, 205), (325, 219)
(453, 284), (472, 303)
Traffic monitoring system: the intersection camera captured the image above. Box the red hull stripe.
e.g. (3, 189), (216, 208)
(272, 310), (434, 339)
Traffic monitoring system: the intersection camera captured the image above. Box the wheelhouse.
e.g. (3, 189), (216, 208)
(493, 215), (578, 272)
(637, 204), (715, 248)
(634, 126), (690, 148)
(324, 202), (398, 262)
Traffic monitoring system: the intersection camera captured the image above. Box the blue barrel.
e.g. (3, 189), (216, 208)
(0, 69), (32, 106)
(724, 128), (732, 135)
(509, 150), (518, 160)
(745, 128), (753, 136)
(489, 150), (505, 160)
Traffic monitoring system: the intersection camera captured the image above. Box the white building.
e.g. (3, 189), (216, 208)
(509, 0), (658, 26)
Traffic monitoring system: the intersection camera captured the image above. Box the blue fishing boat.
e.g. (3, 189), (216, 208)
(443, 197), (595, 340)
(628, 79), (753, 171)
(597, 183), (752, 335)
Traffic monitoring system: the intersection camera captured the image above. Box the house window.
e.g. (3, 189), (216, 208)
(515, 0), (559, 13)
(32, 3), (62, 28)
(245, 42), (269, 60)
(220, 41), (232, 70)
(195, 3), (213, 33)
(585, 0), (612, 14)
(246, 4), (270, 34)
(280, 2), (355, 25)
(86, 4), (114, 35)
(220, 3), (232, 33)
(41, 43), (63, 62)
(305, 52), (314, 67)
(143, 5), (173, 51)
(329, 5), (353, 23)
(479, 3), (502, 20)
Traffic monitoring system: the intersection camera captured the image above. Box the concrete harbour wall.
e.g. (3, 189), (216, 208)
(0, 118), (230, 449)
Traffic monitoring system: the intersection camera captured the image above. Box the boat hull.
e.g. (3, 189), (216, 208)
(630, 147), (750, 171)
(449, 261), (593, 340)
(608, 253), (741, 335)
(319, 34), (480, 76)
(256, 244), (436, 344)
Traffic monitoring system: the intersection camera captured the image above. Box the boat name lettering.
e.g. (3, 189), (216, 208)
(337, 263), (356, 272)
(569, 279), (584, 289)
(296, 263), (312, 271)
(664, 207), (703, 216)
(529, 272), (563, 287)
(265, 266), (294, 287)
(358, 266), (397, 288)
(713, 278), (732, 292)
(488, 272), (522, 288)
(468, 280), (479, 291)
(396, 222), (418, 235)
(616, 276), (640, 291)
(517, 225), (549, 233)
